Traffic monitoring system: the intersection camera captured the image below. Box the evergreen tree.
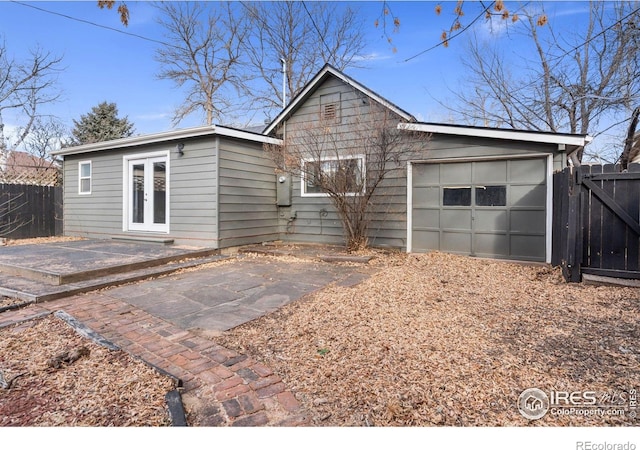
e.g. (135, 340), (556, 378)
(70, 102), (134, 145)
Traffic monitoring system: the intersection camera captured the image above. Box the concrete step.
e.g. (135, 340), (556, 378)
(0, 245), (220, 286)
(0, 254), (229, 304)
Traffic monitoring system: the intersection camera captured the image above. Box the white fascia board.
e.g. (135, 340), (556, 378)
(264, 65), (414, 135)
(53, 125), (282, 157)
(398, 122), (590, 147)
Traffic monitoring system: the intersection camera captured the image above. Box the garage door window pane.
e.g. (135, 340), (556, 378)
(476, 185), (506, 206)
(443, 187), (471, 206)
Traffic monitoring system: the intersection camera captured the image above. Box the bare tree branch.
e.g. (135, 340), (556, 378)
(265, 101), (428, 251)
(154, 1), (249, 126)
(240, 1), (366, 120)
(448, 1), (640, 163)
(0, 38), (63, 156)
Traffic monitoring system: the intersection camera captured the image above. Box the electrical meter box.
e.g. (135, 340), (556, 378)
(276, 174), (292, 206)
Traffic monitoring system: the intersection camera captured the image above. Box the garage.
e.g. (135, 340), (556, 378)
(410, 157), (548, 262)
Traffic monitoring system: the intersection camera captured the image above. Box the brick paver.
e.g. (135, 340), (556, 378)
(0, 292), (311, 427)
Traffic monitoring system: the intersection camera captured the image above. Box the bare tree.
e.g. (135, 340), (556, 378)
(154, 1), (250, 126)
(265, 101), (427, 251)
(241, 1), (367, 120)
(0, 38), (63, 159)
(447, 1), (640, 163)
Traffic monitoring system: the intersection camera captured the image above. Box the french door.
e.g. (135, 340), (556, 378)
(127, 155), (169, 232)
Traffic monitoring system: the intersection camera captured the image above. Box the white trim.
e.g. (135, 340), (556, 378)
(300, 154), (366, 198)
(409, 153), (553, 164)
(53, 125), (282, 157)
(398, 122), (591, 147)
(545, 154), (553, 264)
(265, 65), (415, 135)
(122, 151), (170, 234)
(78, 160), (91, 195)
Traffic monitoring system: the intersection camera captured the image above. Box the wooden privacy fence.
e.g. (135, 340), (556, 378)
(0, 184), (63, 239)
(552, 163), (640, 282)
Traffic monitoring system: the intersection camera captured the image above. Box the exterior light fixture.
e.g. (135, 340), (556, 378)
(176, 143), (184, 156)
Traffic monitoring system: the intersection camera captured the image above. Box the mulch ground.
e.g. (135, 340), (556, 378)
(216, 251), (640, 426)
(1, 246), (639, 427)
(0, 314), (176, 426)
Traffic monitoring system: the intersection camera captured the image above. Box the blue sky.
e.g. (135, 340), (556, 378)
(0, 1), (595, 139)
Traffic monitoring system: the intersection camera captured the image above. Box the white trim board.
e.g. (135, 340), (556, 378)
(54, 125), (282, 157)
(398, 122), (591, 147)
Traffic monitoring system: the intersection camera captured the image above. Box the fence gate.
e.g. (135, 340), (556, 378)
(553, 164), (640, 282)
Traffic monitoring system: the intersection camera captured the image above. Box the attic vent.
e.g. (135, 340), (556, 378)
(323, 103), (337, 120)
(320, 93), (341, 123)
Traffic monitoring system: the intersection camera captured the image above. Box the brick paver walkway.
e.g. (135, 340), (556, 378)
(0, 292), (310, 427)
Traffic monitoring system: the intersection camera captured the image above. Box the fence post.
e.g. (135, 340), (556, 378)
(563, 166), (583, 282)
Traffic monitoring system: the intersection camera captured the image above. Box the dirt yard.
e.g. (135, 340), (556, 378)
(217, 251), (640, 426)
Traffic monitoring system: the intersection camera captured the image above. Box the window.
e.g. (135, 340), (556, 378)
(443, 187), (471, 206)
(320, 93), (341, 123)
(302, 157), (364, 196)
(475, 185), (507, 206)
(79, 161), (91, 194)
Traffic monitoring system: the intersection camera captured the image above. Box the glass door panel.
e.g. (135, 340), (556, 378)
(128, 156), (168, 232)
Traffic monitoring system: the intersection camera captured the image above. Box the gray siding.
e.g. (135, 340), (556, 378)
(217, 137), (279, 247)
(275, 75), (565, 250)
(277, 75), (415, 248)
(424, 134), (563, 164)
(62, 137), (219, 247)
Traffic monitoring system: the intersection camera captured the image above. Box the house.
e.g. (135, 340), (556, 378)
(52, 65), (590, 263)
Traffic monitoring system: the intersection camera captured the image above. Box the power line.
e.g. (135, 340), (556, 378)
(9, 0), (179, 50)
(547, 4), (640, 62)
(403, 1), (496, 63)
(301, 1), (334, 59)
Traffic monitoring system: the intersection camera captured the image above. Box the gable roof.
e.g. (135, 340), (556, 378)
(52, 124), (282, 157)
(263, 64), (416, 135)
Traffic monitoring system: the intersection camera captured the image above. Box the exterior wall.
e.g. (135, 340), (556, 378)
(274, 74), (565, 250)
(217, 137), (279, 247)
(275, 75), (415, 249)
(62, 136), (219, 247)
(422, 134), (564, 166)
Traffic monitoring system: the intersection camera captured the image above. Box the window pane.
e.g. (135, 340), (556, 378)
(80, 179), (90, 193)
(80, 163), (91, 178)
(132, 164), (145, 223)
(476, 185), (507, 206)
(443, 187), (471, 206)
(153, 162), (166, 224)
(304, 158), (363, 194)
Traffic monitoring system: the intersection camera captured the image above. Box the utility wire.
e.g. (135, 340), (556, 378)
(301, 0), (334, 59)
(546, 4), (640, 62)
(403, 1), (495, 63)
(9, 0), (180, 50)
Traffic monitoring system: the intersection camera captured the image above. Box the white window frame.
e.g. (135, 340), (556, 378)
(300, 155), (365, 198)
(78, 161), (92, 195)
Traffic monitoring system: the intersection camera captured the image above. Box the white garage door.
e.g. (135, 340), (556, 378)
(410, 158), (548, 262)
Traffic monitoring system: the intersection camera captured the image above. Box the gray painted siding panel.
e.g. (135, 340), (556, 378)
(277, 74), (564, 250)
(217, 138), (279, 247)
(62, 137), (219, 247)
(279, 75), (413, 248)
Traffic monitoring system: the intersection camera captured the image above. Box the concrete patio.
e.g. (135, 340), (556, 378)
(0, 239), (377, 332)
